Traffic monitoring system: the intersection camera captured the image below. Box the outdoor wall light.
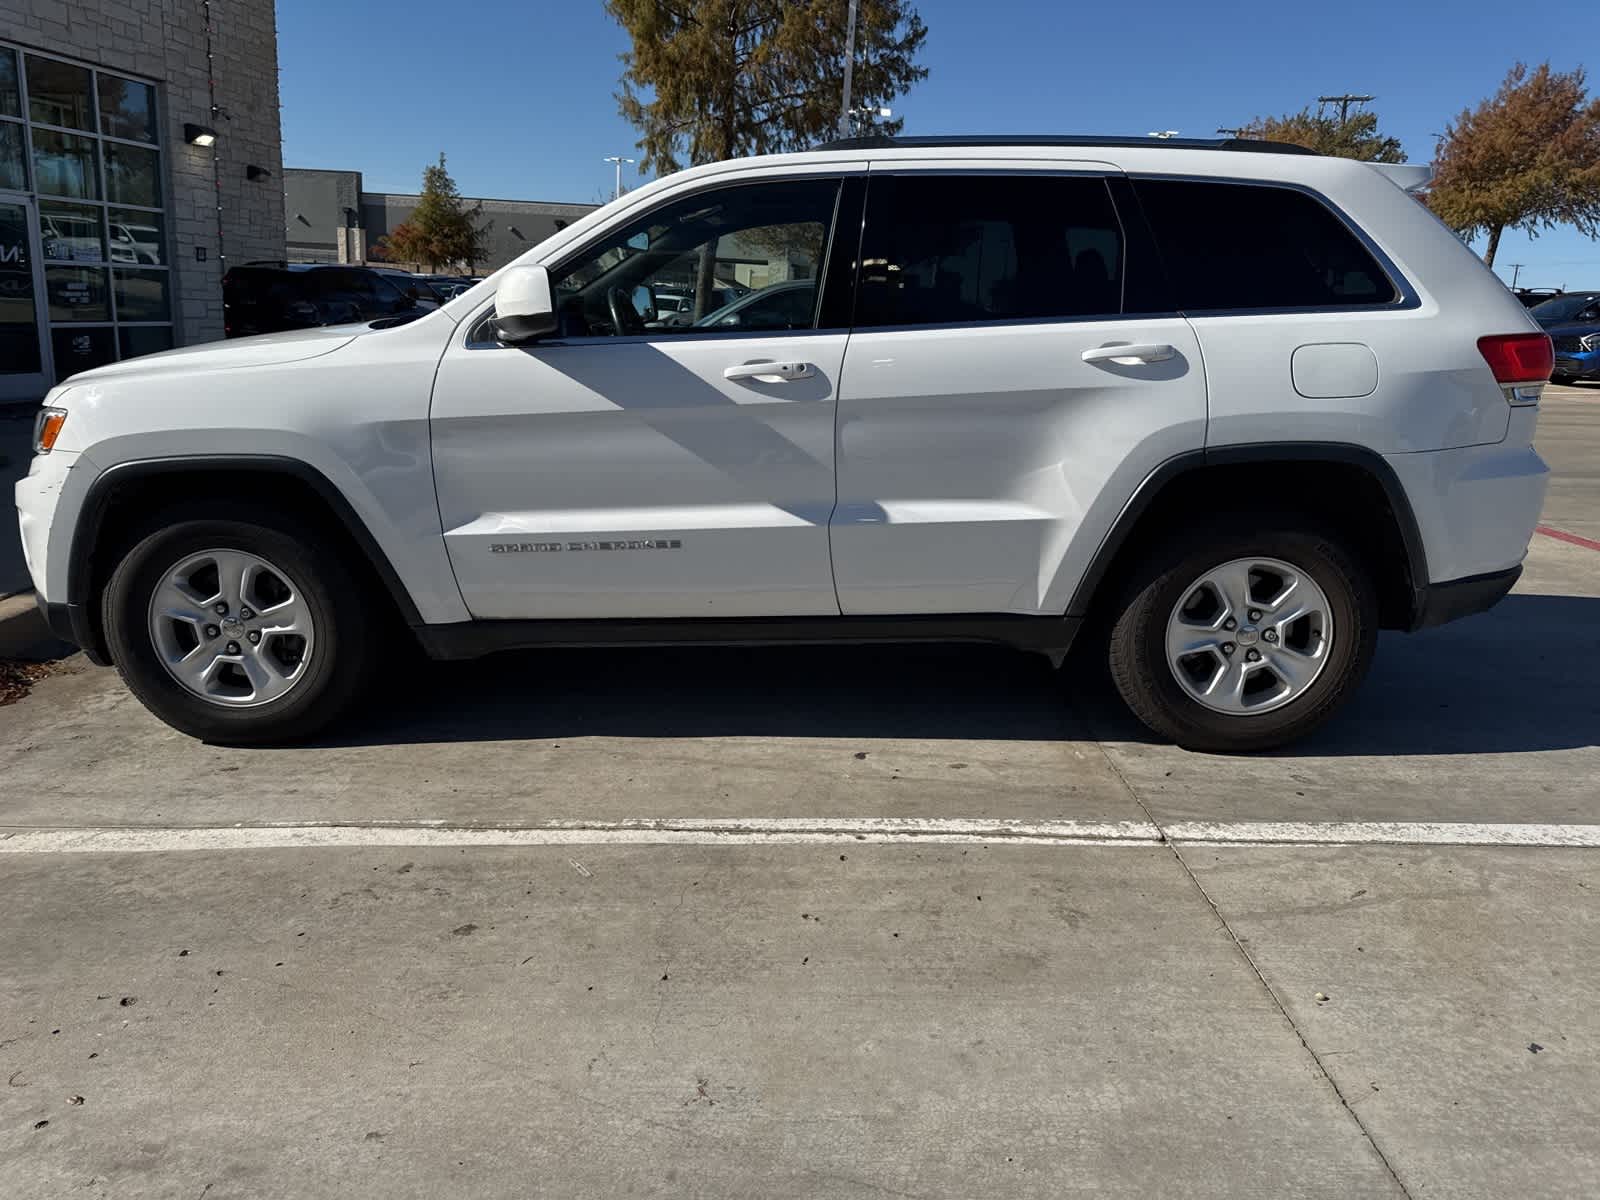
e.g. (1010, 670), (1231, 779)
(246, 164), (271, 181)
(184, 123), (217, 146)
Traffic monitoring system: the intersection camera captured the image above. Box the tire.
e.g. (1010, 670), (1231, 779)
(1106, 521), (1378, 753)
(1551, 374), (1574, 386)
(102, 506), (378, 744)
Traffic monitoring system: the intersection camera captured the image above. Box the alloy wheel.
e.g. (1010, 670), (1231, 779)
(1163, 555), (1333, 716)
(146, 548), (316, 707)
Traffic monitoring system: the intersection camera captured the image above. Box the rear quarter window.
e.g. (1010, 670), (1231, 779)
(1133, 179), (1399, 312)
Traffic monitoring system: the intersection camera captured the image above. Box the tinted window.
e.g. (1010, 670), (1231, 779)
(1134, 179), (1398, 311)
(97, 74), (157, 143)
(854, 175), (1124, 328)
(551, 177), (838, 336)
(26, 55), (93, 129)
(0, 48), (19, 117)
(1531, 294), (1600, 323)
(698, 283), (817, 330)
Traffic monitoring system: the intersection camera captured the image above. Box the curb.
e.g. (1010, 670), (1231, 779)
(0, 591), (75, 662)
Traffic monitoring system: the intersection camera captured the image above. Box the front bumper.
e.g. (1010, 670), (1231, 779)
(36, 594), (89, 650)
(1552, 348), (1600, 380)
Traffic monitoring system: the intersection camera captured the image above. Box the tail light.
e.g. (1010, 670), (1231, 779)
(1477, 333), (1552, 385)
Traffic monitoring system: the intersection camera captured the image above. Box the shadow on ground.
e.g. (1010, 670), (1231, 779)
(1083, 593), (1600, 757)
(321, 593), (1598, 757)
(327, 641), (1073, 746)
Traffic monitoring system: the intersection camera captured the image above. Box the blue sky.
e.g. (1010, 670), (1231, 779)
(277, 0), (1600, 290)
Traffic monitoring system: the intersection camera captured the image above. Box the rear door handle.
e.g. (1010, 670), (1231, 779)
(724, 360), (814, 382)
(1081, 343), (1177, 365)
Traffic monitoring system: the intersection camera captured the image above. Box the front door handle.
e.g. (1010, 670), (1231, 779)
(723, 360), (814, 382)
(1081, 342), (1177, 365)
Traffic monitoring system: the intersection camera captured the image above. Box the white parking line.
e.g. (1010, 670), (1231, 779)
(2, 817), (1599, 854)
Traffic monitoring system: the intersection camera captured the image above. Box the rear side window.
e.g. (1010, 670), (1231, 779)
(1134, 179), (1398, 311)
(854, 174), (1124, 328)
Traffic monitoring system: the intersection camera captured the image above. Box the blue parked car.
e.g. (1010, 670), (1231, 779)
(1531, 291), (1600, 383)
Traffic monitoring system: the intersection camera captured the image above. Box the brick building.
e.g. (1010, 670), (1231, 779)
(0, 1), (283, 401)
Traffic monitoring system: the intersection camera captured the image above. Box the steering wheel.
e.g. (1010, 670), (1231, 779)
(607, 287), (646, 336)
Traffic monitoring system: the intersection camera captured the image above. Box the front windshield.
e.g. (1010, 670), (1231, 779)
(1531, 294), (1599, 322)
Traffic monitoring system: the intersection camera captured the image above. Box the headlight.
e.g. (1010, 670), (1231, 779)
(1581, 333), (1600, 352)
(33, 407), (68, 454)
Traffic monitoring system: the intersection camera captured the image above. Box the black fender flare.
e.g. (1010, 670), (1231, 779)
(64, 454), (423, 663)
(1065, 442), (1431, 626)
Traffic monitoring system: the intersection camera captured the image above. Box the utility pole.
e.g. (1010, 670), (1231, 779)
(1317, 94), (1375, 125)
(1507, 263), (1525, 289)
(837, 0), (859, 139)
(603, 155), (635, 201)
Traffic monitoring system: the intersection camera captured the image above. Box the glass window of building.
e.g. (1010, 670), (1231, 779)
(0, 43), (173, 386)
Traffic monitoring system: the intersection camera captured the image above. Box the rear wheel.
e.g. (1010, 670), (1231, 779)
(102, 509), (378, 743)
(1107, 523), (1377, 752)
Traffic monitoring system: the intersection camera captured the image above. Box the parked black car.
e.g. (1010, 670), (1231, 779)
(1513, 286), (1563, 309)
(372, 267), (449, 309)
(222, 264), (423, 337)
(1531, 291), (1600, 384)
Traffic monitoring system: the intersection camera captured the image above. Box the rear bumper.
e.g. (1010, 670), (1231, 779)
(1552, 349), (1600, 380)
(1410, 565), (1520, 630)
(1385, 421), (1549, 586)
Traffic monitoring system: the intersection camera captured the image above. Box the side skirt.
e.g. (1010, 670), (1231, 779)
(412, 613), (1081, 661)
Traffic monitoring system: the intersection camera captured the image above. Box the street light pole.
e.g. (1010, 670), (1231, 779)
(603, 155), (635, 201)
(837, 0), (859, 139)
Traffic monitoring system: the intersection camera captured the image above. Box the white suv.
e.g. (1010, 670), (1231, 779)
(16, 135), (1552, 751)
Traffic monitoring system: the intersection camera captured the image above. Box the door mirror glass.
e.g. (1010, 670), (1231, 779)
(631, 284), (655, 322)
(493, 264), (558, 344)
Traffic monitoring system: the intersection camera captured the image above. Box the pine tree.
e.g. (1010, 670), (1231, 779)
(377, 154), (490, 273)
(1428, 63), (1600, 266)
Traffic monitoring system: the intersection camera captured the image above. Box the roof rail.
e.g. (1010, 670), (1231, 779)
(814, 133), (1319, 156)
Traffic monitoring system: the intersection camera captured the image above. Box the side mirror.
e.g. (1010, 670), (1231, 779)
(631, 284), (656, 322)
(494, 264), (558, 344)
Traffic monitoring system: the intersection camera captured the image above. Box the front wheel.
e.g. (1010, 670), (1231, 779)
(102, 509), (378, 743)
(1107, 524), (1377, 752)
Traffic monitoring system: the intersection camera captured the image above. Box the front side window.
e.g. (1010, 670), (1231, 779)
(1134, 179), (1399, 311)
(549, 177), (839, 337)
(854, 174), (1125, 328)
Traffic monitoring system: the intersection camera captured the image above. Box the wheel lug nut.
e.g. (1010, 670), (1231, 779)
(1222, 642), (1236, 655)
(205, 625), (220, 639)
(247, 630), (261, 645)
(1263, 630), (1278, 643)
(1246, 649), (1261, 662)
(226, 641), (240, 655)
(1223, 618), (1237, 631)
(1248, 609), (1262, 622)
(214, 603), (228, 615)
(240, 608), (254, 620)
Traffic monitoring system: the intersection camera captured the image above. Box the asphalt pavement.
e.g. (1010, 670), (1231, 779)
(0, 387), (1597, 1198)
